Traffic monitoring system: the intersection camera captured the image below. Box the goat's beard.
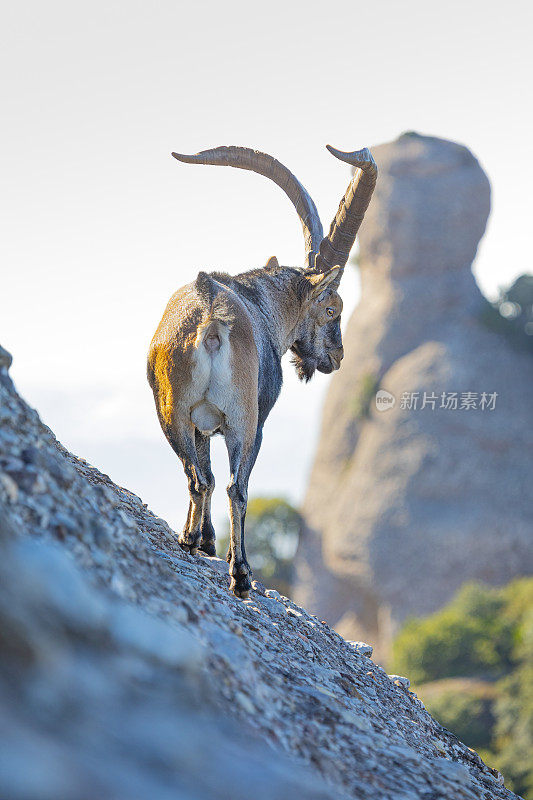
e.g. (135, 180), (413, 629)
(291, 344), (317, 383)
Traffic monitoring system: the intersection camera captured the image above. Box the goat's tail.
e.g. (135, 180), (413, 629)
(195, 271), (219, 307)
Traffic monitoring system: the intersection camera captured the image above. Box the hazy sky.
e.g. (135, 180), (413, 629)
(2, 0), (532, 530)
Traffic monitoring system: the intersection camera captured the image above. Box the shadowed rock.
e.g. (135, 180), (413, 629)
(295, 132), (533, 660)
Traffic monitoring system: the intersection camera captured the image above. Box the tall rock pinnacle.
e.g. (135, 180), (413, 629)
(295, 132), (533, 659)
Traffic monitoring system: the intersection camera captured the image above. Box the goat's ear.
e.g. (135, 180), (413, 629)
(305, 266), (343, 298)
(265, 255), (279, 268)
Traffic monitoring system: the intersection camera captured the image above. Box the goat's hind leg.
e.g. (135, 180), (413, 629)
(165, 422), (207, 555)
(195, 430), (216, 557)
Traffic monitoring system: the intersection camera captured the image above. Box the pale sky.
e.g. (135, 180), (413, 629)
(2, 0), (532, 530)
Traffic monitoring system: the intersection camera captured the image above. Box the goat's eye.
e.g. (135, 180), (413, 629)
(326, 307), (336, 318)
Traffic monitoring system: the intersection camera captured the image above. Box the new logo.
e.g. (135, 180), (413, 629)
(375, 390), (396, 412)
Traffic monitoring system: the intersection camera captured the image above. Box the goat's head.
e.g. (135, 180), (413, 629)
(290, 266), (344, 381)
(171, 144), (377, 381)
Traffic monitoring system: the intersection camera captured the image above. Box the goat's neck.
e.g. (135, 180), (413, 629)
(258, 272), (304, 356)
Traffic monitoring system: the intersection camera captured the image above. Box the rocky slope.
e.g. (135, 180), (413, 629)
(295, 132), (533, 659)
(0, 343), (519, 799)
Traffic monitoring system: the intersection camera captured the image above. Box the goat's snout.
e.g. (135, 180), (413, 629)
(329, 346), (344, 369)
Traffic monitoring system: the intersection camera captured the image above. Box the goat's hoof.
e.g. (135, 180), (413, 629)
(198, 539), (216, 557)
(230, 581), (251, 600)
(178, 531), (200, 555)
(178, 541), (198, 555)
(230, 570), (252, 600)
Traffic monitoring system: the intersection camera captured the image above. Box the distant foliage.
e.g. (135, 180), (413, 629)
(416, 679), (495, 749)
(217, 497), (302, 597)
(392, 582), (516, 683)
(480, 273), (533, 354)
(492, 606), (533, 798)
(391, 578), (533, 797)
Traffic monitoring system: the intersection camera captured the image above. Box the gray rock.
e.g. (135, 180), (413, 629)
(108, 603), (203, 669)
(251, 579), (267, 595)
(388, 675), (411, 689)
(0, 343), (519, 800)
(43, 452), (77, 488)
(432, 757), (471, 785)
(21, 445), (41, 465)
(0, 471), (19, 503)
(348, 641), (374, 657)
(0, 345), (12, 371)
(12, 537), (108, 631)
(49, 511), (79, 538)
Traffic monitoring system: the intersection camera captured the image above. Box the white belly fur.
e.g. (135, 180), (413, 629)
(189, 323), (233, 434)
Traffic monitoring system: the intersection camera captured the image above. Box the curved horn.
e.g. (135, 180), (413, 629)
(315, 146), (377, 272)
(172, 147), (323, 268)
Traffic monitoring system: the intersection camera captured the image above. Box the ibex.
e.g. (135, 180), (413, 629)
(148, 145), (377, 598)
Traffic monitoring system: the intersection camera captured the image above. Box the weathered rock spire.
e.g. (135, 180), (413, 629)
(295, 133), (533, 660)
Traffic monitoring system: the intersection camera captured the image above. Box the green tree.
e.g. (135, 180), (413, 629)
(217, 497), (302, 597)
(480, 272), (533, 353)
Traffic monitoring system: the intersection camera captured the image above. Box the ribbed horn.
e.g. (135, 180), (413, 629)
(171, 147), (324, 268)
(315, 145), (377, 272)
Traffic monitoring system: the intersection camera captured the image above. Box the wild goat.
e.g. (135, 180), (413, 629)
(148, 145), (377, 598)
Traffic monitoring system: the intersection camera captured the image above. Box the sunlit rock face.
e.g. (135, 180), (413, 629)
(295, 132), (533, 660)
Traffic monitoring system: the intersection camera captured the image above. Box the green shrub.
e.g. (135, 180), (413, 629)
(391, 582), (514, 683)
(418, 678), (495, 749)
(391, 578), (533, 798)
(491, 609), (533, 798)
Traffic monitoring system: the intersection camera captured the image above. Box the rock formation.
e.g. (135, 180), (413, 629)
(295, 133), (533, 660)
(0, 342), (519, 799)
